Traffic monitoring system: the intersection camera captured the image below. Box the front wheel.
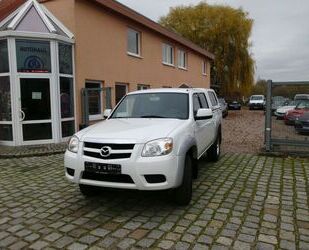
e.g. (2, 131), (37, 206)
(207, 134), (221, 162)
(172, 154), (192, 205)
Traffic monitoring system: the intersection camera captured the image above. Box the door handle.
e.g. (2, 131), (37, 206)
(20, 110), (25, 121)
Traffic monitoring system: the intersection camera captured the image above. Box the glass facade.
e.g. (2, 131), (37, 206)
(60, 77), (74, 118)
(22, 123), (52, 141)
(16, 39), (51, 73)
(59, 43), (73, 75)
(61, 120), (75, 138)
(0, 1), (75, 145)
(0, 125), (13, 141)
(0, 76), (11, 121)
(0, 40), (9, 73)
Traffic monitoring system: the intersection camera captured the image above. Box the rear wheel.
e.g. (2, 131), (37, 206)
(173, 154), (192, 205)
(207, 134), (221, 162)
(79, 184), (99, 197)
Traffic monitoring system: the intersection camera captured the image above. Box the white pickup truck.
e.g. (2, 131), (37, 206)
(65, 88), (222, 205)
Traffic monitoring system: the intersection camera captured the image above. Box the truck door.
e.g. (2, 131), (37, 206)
(193, 93), (215, 156)
(207, 91), (220, 143)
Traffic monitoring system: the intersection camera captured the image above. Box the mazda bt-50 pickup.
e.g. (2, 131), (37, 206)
(65, 88), (222, 205)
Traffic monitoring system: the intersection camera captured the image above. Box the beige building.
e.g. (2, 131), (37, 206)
(0, 0), (214, 146)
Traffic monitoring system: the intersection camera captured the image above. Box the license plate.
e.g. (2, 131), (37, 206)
(84, 162), (121, 175)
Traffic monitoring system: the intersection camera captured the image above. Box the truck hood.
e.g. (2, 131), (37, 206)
(76, 118), (186, 143)
(250, 100), (264, 104)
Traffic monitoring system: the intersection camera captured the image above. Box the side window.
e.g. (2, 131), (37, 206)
(198, 93), (209, 109)
(193, 94), (201, 116)
(209, 92), (218, 106)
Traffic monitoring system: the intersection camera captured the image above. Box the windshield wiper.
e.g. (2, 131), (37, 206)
(110, 117), (133, 119)
(140, 115), (166, 118)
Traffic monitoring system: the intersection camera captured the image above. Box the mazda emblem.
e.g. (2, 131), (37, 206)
(100, 146), (112, 157)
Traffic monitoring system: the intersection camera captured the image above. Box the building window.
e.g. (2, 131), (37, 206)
(127, 28), (140, 56)
(115, 83), (128, 104)
(16, 39), (51, 73)
(0, 40), (9, 73)
(137, 84), (150, 90)
(202, 60), (207, 75)
(162, 43), (174, 65)
(86, 81), (102, 119)
(178, 50), (187, 69)
(59, 43), (73, 75)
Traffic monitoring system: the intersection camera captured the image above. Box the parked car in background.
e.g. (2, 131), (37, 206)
(228, 101), (242, 110)
(271, 96), (288, 114)
(249, 95), (265, 110)
(218, 98), (228, 118)
(275, 100), (300, 119)
(295, 112), (309, 134)
(294, 94), (309, 101)
(284, 99), (309, 125)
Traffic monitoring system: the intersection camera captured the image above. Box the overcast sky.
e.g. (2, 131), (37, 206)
(117, 0), (309, 82)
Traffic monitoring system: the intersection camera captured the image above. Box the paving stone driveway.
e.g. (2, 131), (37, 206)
(0, 154), (309, 250)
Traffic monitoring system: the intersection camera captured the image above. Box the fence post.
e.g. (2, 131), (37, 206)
(265, 80), (272, 151)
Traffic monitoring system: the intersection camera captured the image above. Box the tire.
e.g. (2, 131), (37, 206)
(79, 184), (99, 197)
(207, 134), (221, 162)
(173, 154), (192, 205)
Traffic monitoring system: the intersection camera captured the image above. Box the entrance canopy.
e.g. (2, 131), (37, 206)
(0, 0), (74, 41)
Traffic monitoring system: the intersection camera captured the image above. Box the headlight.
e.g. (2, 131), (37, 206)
(68, 136), (79, 153)
(142, 138), (173, 157)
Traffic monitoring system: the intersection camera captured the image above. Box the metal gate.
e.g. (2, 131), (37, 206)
(265, 80), (309, 153)
(81, 87), (112, 129)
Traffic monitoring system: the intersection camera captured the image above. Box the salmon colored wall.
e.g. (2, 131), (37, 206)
(43, 0), (211, 125)
(42, 0), (75, 34)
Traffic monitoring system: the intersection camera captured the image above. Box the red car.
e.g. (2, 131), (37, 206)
(284, 100), (309, 125)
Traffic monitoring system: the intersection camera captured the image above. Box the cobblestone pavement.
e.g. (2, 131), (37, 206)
(0, 143), (67, 159)
(1, 153), (309, 249)
(222, 109), (265, 154)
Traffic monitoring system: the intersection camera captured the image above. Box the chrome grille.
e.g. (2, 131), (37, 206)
(83, 142), (135, 160)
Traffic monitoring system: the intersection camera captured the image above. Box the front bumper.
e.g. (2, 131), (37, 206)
(274, 112), (285, 119)
(249, 103), (264, 109)
(64, 144), (185, 191)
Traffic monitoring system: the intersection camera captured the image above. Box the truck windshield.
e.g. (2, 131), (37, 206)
(110, 93), (189, 120)
(251, 96), (263, 100)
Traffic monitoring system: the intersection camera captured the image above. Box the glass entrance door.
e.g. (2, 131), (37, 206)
(19, 78), (53, 142)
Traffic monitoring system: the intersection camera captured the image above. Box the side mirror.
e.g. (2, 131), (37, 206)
(103, 109), (112, 119)
(195, 108), (213, 120)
